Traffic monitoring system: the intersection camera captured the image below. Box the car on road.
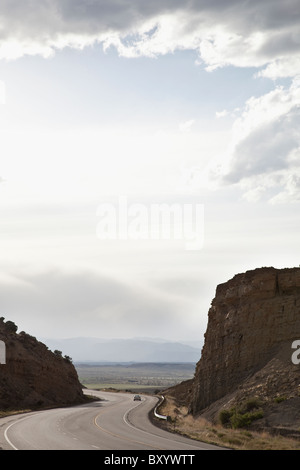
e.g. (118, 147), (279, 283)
(133, 394), (141, 401)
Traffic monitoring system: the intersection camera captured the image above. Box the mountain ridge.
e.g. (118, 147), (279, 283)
(41, 336), (202, 363)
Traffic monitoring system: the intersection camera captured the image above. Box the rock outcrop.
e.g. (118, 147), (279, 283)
(0, 317), (85, 410)
(189, 267), (300, 432)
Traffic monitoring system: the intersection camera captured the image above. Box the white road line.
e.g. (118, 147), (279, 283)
(123, 397), (204, 450)
(4, 414), (36, 450)
(122, 398), (168, 449)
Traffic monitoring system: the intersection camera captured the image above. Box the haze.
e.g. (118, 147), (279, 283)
(0, 1), (299, 344)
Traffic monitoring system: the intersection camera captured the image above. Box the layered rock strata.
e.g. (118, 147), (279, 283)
(190, 267), (300, 416)
(0, 318), (85, 410)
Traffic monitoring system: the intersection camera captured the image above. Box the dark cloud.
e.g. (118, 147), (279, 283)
(224, 107), (300, 184)
(0, 0), (299, 74)
(0, 0), (184, 38)
(0, 268), (191, 339)
(259, 30), (300, 58)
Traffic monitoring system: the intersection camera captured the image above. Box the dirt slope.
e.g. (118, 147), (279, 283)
(0, 317), (85, 410)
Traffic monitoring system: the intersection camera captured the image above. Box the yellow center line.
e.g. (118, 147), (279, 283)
(93, 407), (165, 450)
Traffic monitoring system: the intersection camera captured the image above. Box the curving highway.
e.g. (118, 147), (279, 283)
(0, 390), (222, 450)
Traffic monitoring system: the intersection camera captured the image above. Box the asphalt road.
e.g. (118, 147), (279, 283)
(0, 390), (222, 450)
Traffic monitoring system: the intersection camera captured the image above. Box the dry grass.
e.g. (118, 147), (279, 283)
(0, 408), (33, 418)
(158, 396), (300, 450)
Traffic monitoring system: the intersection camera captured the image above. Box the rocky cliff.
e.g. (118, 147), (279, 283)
(0, 317), (85, 410)
(189, 267), (300, 433)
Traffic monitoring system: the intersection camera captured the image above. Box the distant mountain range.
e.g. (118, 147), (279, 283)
(41, 337), (202, 363)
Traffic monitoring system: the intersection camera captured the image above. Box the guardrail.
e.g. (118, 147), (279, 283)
(154, 395), (168, 420)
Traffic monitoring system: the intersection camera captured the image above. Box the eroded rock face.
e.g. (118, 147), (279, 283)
(0, 318), (84, 410)
(190, 267), (300, 416)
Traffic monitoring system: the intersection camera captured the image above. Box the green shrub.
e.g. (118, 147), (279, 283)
(5, 320), (18, 333)
(64, 355), (72, 363)
(230, 410), (264, 429)
(54, 349), (63, 357)
(240, 397), (263, 413)
(219, 409), (233, 426)
(219, 399), (264, 429)
(274, 396), (287, 403)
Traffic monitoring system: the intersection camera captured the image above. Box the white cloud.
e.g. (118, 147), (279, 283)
(0, 1), (299, 80)
(179, 119), (195, 132)
(1, 0), (300, 344)
(216, 110), (228, 119)
(258, 57), (300, 80)
(5, 0), (296, 206)
(209, 79), (300, 202)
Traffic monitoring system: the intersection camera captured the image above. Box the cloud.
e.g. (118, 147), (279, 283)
(0, 268), (194, 339)
(0, 2), (299, 201)
(209, 79), (300, 202)
(0, 1), (299, 78)
(179, 119), (195, 132)
(216, 110), (228, 119)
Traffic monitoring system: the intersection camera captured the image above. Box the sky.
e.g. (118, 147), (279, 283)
(0, 0), (300, 344)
